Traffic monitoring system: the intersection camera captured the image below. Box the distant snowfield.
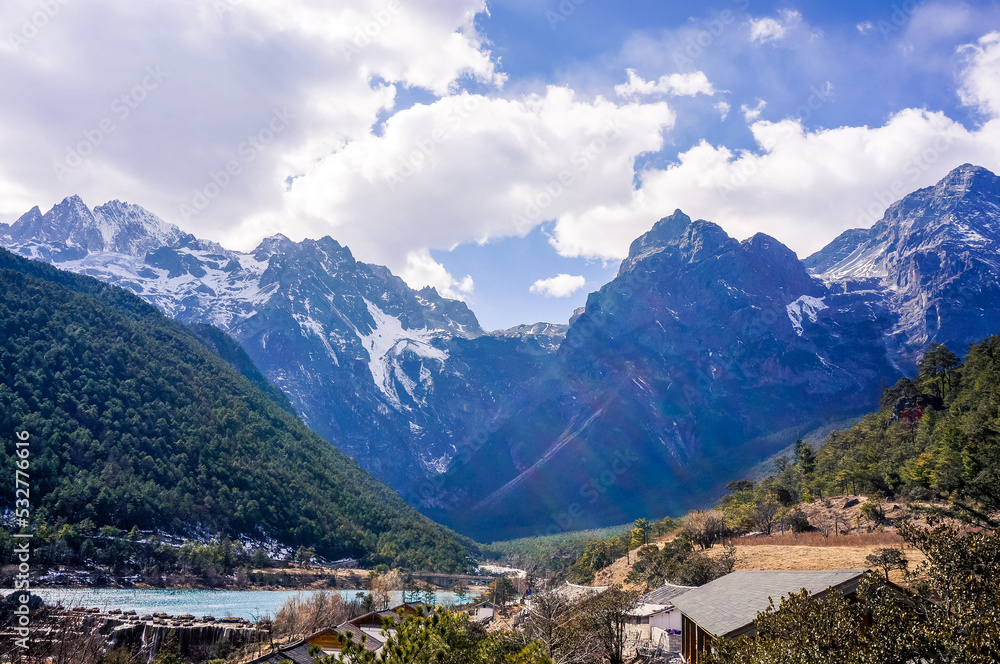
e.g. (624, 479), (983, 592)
(786, 295), (827, 337)
(356, 299), (450, 408)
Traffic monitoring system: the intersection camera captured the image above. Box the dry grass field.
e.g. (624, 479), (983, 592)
(706, 537), (924, 585)
(592, 496), (933, 588)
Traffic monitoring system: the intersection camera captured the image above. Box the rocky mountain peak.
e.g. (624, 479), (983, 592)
(741, 232), (821, 298)
(932, 162), (999, 196)
(802, 163), (1000, 368)
(806, 164), (1000, 281)
(253, 233), (295, 259)
(4, 195), (184, 259)
(5, 195), (102, 258)
(621, 209), (737, 274)
(92, 199), (182, 256)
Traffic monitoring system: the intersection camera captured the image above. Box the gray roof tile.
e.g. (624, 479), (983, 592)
(641, 583), (696, 606)
(670, 570), (866, 637)
(252, 641), (317, 664)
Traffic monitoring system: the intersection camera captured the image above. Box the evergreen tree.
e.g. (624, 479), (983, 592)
(793, 439), (815, 474)
(917, 342), (960, 399)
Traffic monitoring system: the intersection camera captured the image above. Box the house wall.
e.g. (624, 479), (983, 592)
(651, 608), (681, 632)
(624, 619), (650, 644)
(681, 614), (712, 664)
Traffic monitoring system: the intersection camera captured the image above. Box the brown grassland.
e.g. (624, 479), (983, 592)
(593, 495), (932, 588)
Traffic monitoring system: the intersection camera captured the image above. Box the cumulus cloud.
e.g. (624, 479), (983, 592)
(527, 4), (1000, 264)
(959, 31), (1000, 117)
(529, 274), (586, 298)
(748, 9), (803, 44)
(715, 100), (732, 120)
(401, 248), (474, 301)
(260, 86), (675, 288)
(0, 0), (500, 234)
(548, 109), (1000, 261)
(0, 0), (683, 296)
(741, 99), (767, 122)
(615, 69), (716, 98)
(4, 0), (1000, 311)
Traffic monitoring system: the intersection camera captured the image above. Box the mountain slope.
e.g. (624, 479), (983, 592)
(184, 322), (297, 416)
(0, 248), (470, 571)
(761, 329), (1000, 517)
(423, 211), (899, 539)
(1, 200), (540, 488)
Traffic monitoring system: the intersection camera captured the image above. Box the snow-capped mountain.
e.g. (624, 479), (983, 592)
(805, 163), (1000, 367)
(7, 196), (183, 260)
(491, 322), (570, 351)
(0, 197), (541, 486)
(6, 163), (1000, 540)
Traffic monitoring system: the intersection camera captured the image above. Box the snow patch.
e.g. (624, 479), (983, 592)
(355, 300), (448, 408)
(786, 295), (828, 336)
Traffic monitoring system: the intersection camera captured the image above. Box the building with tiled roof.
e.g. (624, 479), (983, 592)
(670, 570), (867, 664)
(626, 582), (697, 653)
(247, 603), (423, 663)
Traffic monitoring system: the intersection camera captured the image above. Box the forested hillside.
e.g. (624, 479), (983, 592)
(0, 248), (471, 571)
(762, 337), (1000, 516)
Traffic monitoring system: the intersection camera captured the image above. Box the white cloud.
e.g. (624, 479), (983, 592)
(529, 10), (1000, 264)
(0, 0), (501, 231)
(257, 86), (675, 277)
(959, 31), (1000, 117)
(401, 248), (474, 301)
(741, 99), (767, 122)
(748, 9), (803, 44)
(529, 274), (586, 298)
(857, 21), (874, 34)
(615, 69), (716, 98)
(4, 0), (1000, 318)
(548, 109), (1000, 262)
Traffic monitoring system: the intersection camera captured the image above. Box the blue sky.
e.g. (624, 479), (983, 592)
(2, 0), (1000, 329)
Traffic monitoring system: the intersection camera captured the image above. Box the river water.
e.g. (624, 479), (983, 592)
(24, 589), (462, 621)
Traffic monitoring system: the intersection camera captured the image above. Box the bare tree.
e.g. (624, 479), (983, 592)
(523, 592), (599, 664)
(583, 586), (641, 664)
(273, 590), (348, 640)
(682, 510), (729, 549)
(369, 569), (403, 611)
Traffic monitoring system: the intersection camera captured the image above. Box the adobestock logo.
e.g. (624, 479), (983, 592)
(179, 107), (295, 222)
(6, 0), (73, 51)
(51, 66), (169, 181)
(342, 0), (404, 61)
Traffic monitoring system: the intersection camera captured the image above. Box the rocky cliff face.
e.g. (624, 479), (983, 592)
(805, 164), (1000, 368)
(421, 211), (898, 538)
